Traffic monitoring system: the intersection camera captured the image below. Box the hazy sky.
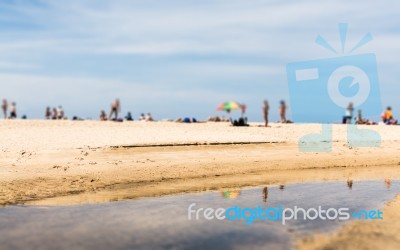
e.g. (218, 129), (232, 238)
(1, 0), (399, 121)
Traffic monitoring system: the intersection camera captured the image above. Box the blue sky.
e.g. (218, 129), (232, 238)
(1, 0), (399, 121)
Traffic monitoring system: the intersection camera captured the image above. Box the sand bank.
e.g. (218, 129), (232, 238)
(1, 120), (400, 248)
(1, 120), (399, 206)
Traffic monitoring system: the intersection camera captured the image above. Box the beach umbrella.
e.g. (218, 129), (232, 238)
(217, 101), (241, 113)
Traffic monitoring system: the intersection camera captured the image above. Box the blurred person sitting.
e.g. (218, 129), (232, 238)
(356, 109), (376, 125)
(145, 113), (154, 121)
(381, 107), (398, 125)
(230, 117), (249, 127)
(125, 112), (133, 121)
(99, 110), (108, 121)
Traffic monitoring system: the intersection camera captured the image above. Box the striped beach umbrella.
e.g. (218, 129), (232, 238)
(217, 101), (241, 112)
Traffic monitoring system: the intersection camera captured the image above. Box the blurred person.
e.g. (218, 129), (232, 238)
(262, 100), (269, 127)
(279, 100), (287, 123)
(45, 107), (52, 119)
(109, 98), (121, 120)
(57, 106), (64, 120)
(381, 106), (397, 125)
(9, 102), (17, 119)
(99, 110), (108, 121)
(240, 104), (247, 117)
(145, 113), (154, 121)
(356, 109), (364, 124)
(381, 106), (392, 123)
(342, 103), (354, 124)
(176, 117), (198, 123)
(230, 117), (249, 127)
(51, 107), (57, 120)
(125, 112), (133, 121)
(139, 113), (145, 121)
(207, 116), (222, 122)
(1, 99), (7, 119)
(356, 109), (377, 125)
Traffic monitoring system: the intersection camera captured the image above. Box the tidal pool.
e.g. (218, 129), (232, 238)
(0, 180), (398, 250)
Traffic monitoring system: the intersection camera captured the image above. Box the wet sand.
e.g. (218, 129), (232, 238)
(298, 194), (400, 250)
(1, 120), (400, 248)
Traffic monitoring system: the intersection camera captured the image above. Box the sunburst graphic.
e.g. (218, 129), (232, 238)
(315, 23), (373, 54)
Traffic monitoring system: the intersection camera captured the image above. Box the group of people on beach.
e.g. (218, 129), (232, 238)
(98, 99), (154, 122)
(342, 102), (398, 125)
(99, 98), (121, 121)
(45, 106), (65, 120)
(207, 99), (289, 127)
(1, 99), (17, 119)
(262, 100), (290, 127)
(1, 96), (399, 126)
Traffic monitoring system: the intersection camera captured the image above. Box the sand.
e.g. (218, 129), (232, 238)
(297, 194), (400, 250)
(1, 120), (400, 248)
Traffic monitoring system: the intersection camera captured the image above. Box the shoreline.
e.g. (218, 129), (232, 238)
(1, 121), (400, 206)
(1, 142), (400, 206)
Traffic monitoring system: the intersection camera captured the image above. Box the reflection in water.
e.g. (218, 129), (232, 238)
(0, 181), (399, 250)
(262, 187), (268, 203)
(347, 179), (353, 190)
(385, 178), (392, 189)
(221, 190), (241, 199)
(346, 179), (392, 190)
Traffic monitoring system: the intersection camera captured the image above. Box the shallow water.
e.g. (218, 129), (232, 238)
(0, 180), (399, 250)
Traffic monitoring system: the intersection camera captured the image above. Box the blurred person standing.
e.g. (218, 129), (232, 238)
(51, 107), (58, 120)
(45, 107), (52, 119)
(1, 99), (7, 119)
(262, 100), (269, 127)
(342, 102), (354, 124)
(57, 106), (64, 120)
(9, 102), (17, 119)
(279, 100), (287, 123)
(109, 98), (121, 120)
